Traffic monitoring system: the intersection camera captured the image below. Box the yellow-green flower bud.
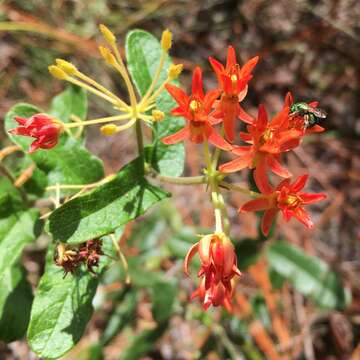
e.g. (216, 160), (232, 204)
(168, 63), (183, 80)
(55, 59), (77, 75)
(48, 65), (68, 80)
(152, 110), (165, 122)
(99, 24), (116, 44)
(99, 46), (116, 65)
(100, 124), (118, 136)
(161, 29), (172, 52)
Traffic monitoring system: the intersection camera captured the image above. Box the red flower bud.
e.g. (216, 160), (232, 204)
(184, 233), (241, 311)
(9, 113), (62, 153)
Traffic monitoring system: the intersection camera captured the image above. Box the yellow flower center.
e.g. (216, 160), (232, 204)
(189, 99), (202, 113)
(230, 74), (238, 85)
(285, 195), (300, 208)
(260, 129), (274, 144)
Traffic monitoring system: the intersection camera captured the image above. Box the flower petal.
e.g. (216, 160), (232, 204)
(14, 116), (28, 125)
(162, 126), (190, 145)
(308, 101), (319, 107)
(254, 156), (273, 194)
(208, 128), (232, 151)
(284, 92), (293, 107)
(192, 67), (204, 99)
(257, 104), (268, 130)
(198, 234), (213, 266)
(165, 83), (189, 108)
(204, 89), (220, 112)
(226, 46), (236, 69)
(293, 207), (314, 228)
(238, 105), (254, 124)
(261, 208), (278, 236)
(299, 192), (327, 204)
(240, 197), (271, 212)
(240, 56), (259, 77)
(291, 174), (309, 192)
(267, 155), (292, 178)
(220, 155), (251, 173)
(184, 242), (199, 276)
(209, 56), (224, 83)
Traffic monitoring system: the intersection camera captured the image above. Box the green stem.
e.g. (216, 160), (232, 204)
(212, 125), (224, 169)
(152, 173), (206, 185)
(135, 119), (144, 157)
(204, 141), (224, 233)
(220, 181), (260, 197)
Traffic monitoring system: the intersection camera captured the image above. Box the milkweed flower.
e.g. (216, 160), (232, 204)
(161, 67), (232, 150)
(8, 113), (63, 153)
(184, 232), (241, 311)
(240, 174), (327, 236)
(220, 102), (303, 193)
(209, 46), (259, 142)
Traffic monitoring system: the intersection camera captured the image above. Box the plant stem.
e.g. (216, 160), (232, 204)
(139, 50), (166, 108)
(135, 119), (144, 156)
(110, 234), (131, 284)
(152, 173), (206, 185)
(65, 114), (131, 128)
(220, 181), (260, 197)
(204, 141), (224, 233)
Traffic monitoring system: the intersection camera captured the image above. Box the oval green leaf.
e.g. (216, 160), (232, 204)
(126, 29), (185, 177)
(266, 241), (351, 309)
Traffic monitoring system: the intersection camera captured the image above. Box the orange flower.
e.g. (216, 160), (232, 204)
(209, 46), (259, 142)
(9, 113), (62, 153)
(220, 102), (303, 193)
(240, 174), (327, 236)
(162, 67), (231, 150)
(184, 232), (241, 311)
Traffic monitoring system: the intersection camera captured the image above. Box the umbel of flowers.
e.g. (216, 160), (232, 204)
(9, 26), (326, 311)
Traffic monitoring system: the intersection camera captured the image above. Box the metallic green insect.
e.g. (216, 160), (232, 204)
(290, 102), (327, 129)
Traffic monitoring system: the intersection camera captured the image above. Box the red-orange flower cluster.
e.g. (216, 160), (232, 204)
(184, 232), (241, 311)
(209, 46), (258, 141)
(162, 67), (231, 150)
(9, 113), (62, 153)
(241, 174), (326, 236)
(220, 101), (303, 193)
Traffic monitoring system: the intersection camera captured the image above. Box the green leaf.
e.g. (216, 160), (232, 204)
(150, 280), (176, 324)
(266, 241), (351, 309)
(0, 210), (39, 279)
(101, 291), (138, 345)
(31, 136), (104, 191)
(0, 177), (25, 216)
(49, 85), (87, 123)
(49, 157), (170, 244)
(120, 323), (168, 360)
(5, 103), (104, 191)
(27, 248), (98, 359)
(126, 29), (185, 177)
(235, 239), (261, 270)
(0, 265), (33, 342)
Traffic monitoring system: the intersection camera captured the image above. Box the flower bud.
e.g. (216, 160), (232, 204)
(100, 124), (118, 136)
(55, 59), (77, 75)
(99, 24), (116, 44)
(161, 29), (172, 52)
(99, 46), (116, 65)
(152, 110), (165, 122)
(48, 65), (68, 80)
(168, 63), (183, 80)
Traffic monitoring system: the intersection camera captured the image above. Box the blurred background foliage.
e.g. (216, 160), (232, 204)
(0, 0), (359, 359)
